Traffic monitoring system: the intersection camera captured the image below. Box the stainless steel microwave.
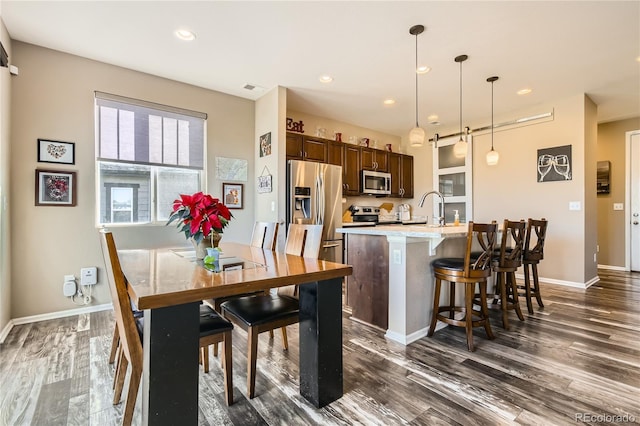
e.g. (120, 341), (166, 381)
(361, 170), (391, 195)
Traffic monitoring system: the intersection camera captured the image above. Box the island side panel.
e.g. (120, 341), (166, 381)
(345, 234), (389, 329)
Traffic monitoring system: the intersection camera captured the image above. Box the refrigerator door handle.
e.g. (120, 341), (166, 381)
(322, 243), (340, 248)
(316, 173), (324, 225)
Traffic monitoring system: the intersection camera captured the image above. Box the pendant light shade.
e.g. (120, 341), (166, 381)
(453, 55), (468, 158)
(409, 25), (425, 147)
(486, 76), (500, 166)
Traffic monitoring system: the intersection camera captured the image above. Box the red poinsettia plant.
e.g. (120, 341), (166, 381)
(167, 192), (233, 244)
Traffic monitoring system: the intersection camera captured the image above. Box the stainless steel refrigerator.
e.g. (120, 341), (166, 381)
(287, 160), (343, 263)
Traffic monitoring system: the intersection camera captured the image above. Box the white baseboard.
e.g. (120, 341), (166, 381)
(514, 273), (599, 289)
(385, 323), (445, 346)
(597, 264), (627, 271)
(0, 303), (113, 343)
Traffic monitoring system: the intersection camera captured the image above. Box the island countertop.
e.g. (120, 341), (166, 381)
(337, 224), (468, 238)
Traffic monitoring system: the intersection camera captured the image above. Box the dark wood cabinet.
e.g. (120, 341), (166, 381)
(286, 133), (327, 163)
(327, 140), (343, 166)
(360, 147), (389, 172)
(389, 153), (414, 198)
(343, 145), (361, 195)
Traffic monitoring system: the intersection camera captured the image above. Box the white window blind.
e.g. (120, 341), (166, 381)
(95, 92), (206, 170)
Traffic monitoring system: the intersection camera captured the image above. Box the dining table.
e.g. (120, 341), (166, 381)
(117, 242), (352, 425)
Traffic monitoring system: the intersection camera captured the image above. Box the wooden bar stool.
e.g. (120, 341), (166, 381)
(427, 221), (497, 352)
(520, 218), (548, 314)
(485, 219), (526, 330)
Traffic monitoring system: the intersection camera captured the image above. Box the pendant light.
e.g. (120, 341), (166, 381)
(453, 55), (468, 158)
(409, 25), (425, 147)
(486, 76), (500, 166)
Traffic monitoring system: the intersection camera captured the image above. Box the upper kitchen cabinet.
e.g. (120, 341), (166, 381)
(389, 153), (414, 198)
(286, 132), (327, 163)
(343, 144), (361, 195)
(327, 140), (344, 166)
(361, 147), (389, 172)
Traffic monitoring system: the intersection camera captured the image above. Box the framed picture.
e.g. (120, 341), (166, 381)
(35, 169), (77, 206)
(257, 174), (272, 193)
(537, 145), (572, 182)
(259, 132), (272, 157)
(223, 183), (243, 209)
(37, 139), (75, 165)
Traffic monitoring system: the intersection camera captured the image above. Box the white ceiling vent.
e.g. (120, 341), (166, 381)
(243, 83), (266, 92)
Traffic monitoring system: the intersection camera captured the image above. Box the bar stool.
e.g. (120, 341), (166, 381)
(520, 218), (548, 314)
(485, 219), (526, 330)
(427, 221), (497, 352)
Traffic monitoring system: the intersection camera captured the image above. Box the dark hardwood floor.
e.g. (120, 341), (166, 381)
(1, 269), (639, 425)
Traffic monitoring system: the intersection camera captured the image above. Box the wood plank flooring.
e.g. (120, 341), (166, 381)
(1, 269), (639, 425)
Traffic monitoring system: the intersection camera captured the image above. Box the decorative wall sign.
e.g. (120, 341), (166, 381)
(38, 139), (75, 164)
(259, 132), (272, 157)
(223, 183), (244, 209)
(35, 169), (77, 206)
(286, 117), (305, 133)
(537, 145), (572, 182)
(597, 160), (610, 194)
(257, 165), (273, 193)
(215, 157), (248, 182)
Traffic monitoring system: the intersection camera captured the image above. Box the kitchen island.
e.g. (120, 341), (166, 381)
(337, 224), (467, 345)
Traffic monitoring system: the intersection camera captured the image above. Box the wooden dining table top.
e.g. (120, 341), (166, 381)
(118, 242), (353, 310)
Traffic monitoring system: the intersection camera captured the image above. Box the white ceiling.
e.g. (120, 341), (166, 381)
(2, 1), (639, 138)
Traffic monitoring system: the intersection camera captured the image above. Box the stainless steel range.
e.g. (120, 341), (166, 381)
(348, 205), (380, 224)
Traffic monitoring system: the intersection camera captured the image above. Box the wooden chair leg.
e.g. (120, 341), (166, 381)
(113, 354), (128, 405)
(448, 282), (455, 320)
(109, 326), (119, 364)
(280, 327), (288, 351)
(464, 283), (474, 352)
(269, 330), (274, 339)
(112, 344), (122, 390)
(498, 272), (510, 330)
(428, 278), (442, 336)
(523, 263), (534, 314)
(202, 345), (210, 373)
(123, 365), (142, 426)
(509, 271), (525, 321)
(223, 331), (233, 406)
(247, 327), (259, 399)
(479, 281), (495, 340)
(532, 263), (544, 308)
(213, 342), (219, 358)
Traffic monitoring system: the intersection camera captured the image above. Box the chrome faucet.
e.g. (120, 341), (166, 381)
(418, 190), (445, 226)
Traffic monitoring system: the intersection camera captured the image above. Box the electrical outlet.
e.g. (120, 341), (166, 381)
(393, 249), (402, 264)
(569, 201), (581, 211)
(613, 203), (624, 211)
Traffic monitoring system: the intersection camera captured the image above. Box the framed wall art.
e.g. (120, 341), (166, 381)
(537, 145), (572, 182)
(259, 132), (272, 157)
(38, 139), (75, 165)
(35, 169), (77, 206)
(223, 183), (243, 209)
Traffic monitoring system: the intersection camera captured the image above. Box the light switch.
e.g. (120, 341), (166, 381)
(569, 201), (581, 211)
(613, 203), (624, 211)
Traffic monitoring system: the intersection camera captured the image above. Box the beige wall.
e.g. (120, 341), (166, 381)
(0, 17), (12, 333)
(10, 42), (255, 318)
(597, 117), (640, 267)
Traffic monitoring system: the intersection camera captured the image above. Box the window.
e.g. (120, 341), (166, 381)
(95, 92), (206, 224)
(433, 135), (473, 223)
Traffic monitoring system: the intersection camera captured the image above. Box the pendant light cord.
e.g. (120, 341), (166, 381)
(459, 60), (463, 139)
(415, 33), (419, 127)
(491, 80), (494, 150)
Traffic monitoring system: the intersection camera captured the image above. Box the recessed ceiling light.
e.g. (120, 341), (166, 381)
(416, 66), (431, 74)
(427, 114), (439, 122)
(175, 29), (196, 41)
(319, 75), (333, 83)
(383, 99), (396, 105)
(517, 88), (532, 95)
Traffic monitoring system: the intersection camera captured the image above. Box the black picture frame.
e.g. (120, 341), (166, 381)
(223, 183), (244, 209)
(35, 169), (77, 206)
(37, 139), (76, 165)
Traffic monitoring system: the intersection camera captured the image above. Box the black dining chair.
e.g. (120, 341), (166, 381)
(220, 223), (323, 399)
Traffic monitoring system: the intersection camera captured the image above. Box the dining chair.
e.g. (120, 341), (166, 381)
(100, 231), (234, 425)
(427, 221), (497, 352)
(220, 223), (323, 399)
(519, 218), (548, 314)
